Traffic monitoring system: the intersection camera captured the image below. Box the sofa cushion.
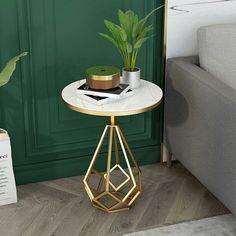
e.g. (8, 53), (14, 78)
(198, 24), (236, 89)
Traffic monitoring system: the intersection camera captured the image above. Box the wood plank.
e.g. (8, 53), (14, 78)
(0, 163), (229, 236)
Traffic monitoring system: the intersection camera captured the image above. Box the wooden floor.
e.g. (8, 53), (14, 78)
(0, 162), (229, 236)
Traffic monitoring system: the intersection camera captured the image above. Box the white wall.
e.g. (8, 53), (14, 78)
(167, 0), (236, 58)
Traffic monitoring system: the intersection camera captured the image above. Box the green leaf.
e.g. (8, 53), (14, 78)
(104, 19), (119, 39)
(104, 19), (127, 42)
(133, 5), (163, 39)
(126, 42), (132, 53)
(0, 52), (28, 88)
(99, 33), (118, 48)
(132, 15), (140, 39)
(137, 24), (154, 40)
(142, 24), (154, 35)
(133, 15), (139, 26)
(139, 5), (163, 28)
(126, 10), (135, 37)
(118, 10), (137, 38)
(118, 10), (129, 33)
(116, 24), (127, 41)
(134, 37), (149, 49)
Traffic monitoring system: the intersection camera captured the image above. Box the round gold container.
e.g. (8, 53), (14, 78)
(86, 65), (120, 90)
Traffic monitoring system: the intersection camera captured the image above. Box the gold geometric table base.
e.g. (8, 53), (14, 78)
(83, 116), (142, 213)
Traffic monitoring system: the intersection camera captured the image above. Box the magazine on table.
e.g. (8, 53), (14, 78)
(76, 83), (130, 98)
(77, 89), (133, 105)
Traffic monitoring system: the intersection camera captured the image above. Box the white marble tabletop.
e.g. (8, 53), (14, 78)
(62, 79), (163, 117)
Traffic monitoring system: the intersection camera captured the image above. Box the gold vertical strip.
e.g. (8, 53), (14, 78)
(163, 0), (168, 65)
(105, 127), (113, 191)
(160, 0), (168, 164)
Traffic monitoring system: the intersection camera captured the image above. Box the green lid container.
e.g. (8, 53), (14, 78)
(86, 65), (120, 89)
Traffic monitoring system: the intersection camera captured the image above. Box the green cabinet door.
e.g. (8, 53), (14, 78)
(0, 0), (164, 185)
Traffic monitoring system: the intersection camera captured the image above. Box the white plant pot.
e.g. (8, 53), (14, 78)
(0, 128), (17, 206)
(122, 68), (141, 89)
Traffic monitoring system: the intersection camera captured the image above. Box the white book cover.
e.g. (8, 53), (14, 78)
(76, 83), (130, 98)
(0, 129), (17, 206)
(77, 89), (134, 105)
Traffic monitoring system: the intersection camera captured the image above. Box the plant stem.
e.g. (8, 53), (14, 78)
(127, 53), (131, 69)
(131, 49), (138, 70)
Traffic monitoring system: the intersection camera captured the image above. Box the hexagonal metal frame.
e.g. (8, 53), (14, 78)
(83, 117), (142, 213)
(104, 164), (131, 191)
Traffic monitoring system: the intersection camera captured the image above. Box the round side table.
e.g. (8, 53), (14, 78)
(62, 79), (162, 213)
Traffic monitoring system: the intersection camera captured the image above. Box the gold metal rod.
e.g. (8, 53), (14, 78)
(97, 176), (104, 193)
(138, 173), (142, 192)
(92, 202), (112, 213)
(83, 125), (108, 183)
(84, 184), (94, 201)
(109, 201), (124, 211)
(115, 126), (135, 181)
(128, 191), (141, 206)
(107, 207), (130, 213)
(93, 199), (110, 211)
(115, 126), (136, 202)
(110, 116), (115, 126)
(113, 191), (132, 199)
(118, 126), (142, 174)
(123, 186), (136, 203)
(92, 202), (129, 213)
(104, 164), (130, 191)
(94, 191), (107, 200)
(91, 168), (103, 176)
(113, 127), (120, 164)
(105, 127), (113, 191)
(107, 191), (122, 202)
(118, 126), (142, 191)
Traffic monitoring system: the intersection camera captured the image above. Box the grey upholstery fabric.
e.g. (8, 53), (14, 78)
(164, 56), (236, 216)
(198, 24), (236, 89)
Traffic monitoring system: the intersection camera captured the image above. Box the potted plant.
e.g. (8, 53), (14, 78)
(0, 52), (27, 206)
(99, 6), (163, 89)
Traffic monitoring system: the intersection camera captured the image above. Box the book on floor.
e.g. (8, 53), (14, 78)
(76, 83), (130, 98)
(77, 89), (133, 105)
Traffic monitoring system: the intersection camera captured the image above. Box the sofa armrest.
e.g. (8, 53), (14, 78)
(167, 56), (236, 105)
(165, 56), (236, 216)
